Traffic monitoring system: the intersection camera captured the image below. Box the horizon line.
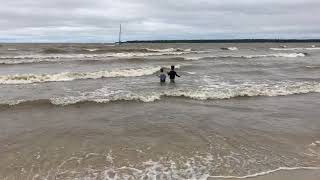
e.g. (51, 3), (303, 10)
(1, 38), (320, 44)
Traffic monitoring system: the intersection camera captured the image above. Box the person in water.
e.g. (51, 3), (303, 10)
(158, 68), (166, 83)
(167, 65), (180, 83)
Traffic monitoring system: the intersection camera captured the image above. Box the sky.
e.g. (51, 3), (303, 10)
(0, 0), (319, 42)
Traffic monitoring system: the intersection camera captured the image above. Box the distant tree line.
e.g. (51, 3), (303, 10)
(125, 39), (320, 43)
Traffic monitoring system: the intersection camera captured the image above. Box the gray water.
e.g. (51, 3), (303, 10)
(0, 43), (320, 179)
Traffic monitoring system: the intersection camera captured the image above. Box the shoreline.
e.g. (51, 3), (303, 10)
(210, 167), (320, 180)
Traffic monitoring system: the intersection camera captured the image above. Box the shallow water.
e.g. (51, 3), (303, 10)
(0, 43), (320, 179)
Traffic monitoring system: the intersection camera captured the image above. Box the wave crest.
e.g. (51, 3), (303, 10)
(270, 47), (320, 51)
(221, 47), (238, 51)
(0, 49), (198, 65)
(199, 53), (306, 60)
(0, 65), (181, 84)
(5, 81), (319, 106)
(42, 48), (68, 54)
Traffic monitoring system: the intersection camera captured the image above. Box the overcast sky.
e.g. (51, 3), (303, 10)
(0, 0), (319, 42)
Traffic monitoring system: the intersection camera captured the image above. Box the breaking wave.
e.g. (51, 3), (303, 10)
(214, 53), (307, 59)
(7, 48), (18, 51)
(183, 53), (306, 61)
(221, 47), (238, 51)
(41, 47), (194, 54)
(42, 48), (68, 54)
(305, 65), (320, 70)
(4, 80), (320, 106)
(0, 65), (181, 84)
(0, 51), (305, 65)
(0, 49), (199, 65)
(146, 48), (192, 52)
(83, 48), (99, 52)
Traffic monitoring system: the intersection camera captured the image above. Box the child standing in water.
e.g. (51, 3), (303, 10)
(158, 68), (166, 83)
(167, 65), (180, 83)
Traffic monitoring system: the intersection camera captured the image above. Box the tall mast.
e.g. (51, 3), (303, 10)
(118, 24), (122, 45)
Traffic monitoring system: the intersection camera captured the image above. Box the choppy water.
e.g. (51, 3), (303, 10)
(0, 43), (320, 105)
(0, 43), (320, 179)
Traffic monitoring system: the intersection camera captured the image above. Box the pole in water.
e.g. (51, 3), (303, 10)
(118, 24), (122, 45)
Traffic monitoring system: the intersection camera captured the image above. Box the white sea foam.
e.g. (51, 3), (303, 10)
(7, 48), (18, 51)
(186, 71), (197, 75)
(22, 149), (320, 180)
(0, 49), (198, 64)
(0, 52), (303, 65)
(146, 48), (191, 52)
(200, 53), (306, 59)
(0, 66), (168, 85)
(244, 53), (306, 58)
(184, 57), (203, 61)
(221, 47), (239, 51)
(173, 53), (305, 62)
(4, 80), (320, 106)
(27, 152), (214, 180)
(47, 80), (320, 105)
(84, 48), (99, 52)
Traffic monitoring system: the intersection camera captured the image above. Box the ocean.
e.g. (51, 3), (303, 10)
(0, 43), (320, 179)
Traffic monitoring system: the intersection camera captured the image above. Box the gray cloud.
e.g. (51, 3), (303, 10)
(0, 0), (319, 42)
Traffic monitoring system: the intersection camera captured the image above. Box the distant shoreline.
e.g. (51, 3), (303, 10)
(125, 39), (320, 43)
(1, 39), (320, 44)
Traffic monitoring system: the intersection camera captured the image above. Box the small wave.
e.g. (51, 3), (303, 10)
(0, 52), (305, 65)
(270, 47), (320, 51)
(0, 58), (60, 65)
(0, 65), (181, 84)
(53, 81), (320, 105)
(191, 53), (306, 60)
(77, 48), (193, 54)
(243, 53), (307, 58)
(184, 57), (203, 61)
(170, 53), (306, 62)
(221, 47), (238, 51)
(42, 48), (68, 54)
(7, 48), (18, 51)
(146, 48), (192, 52)
(186, 71), (197, 75)
(6, 80), (320, 106)
(0, 55), (191, 65)
(305, 65), (320, 69)
(0, 54), (83, 65)
(84, 48), (99, 52)
(0, 49), (199, 65)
